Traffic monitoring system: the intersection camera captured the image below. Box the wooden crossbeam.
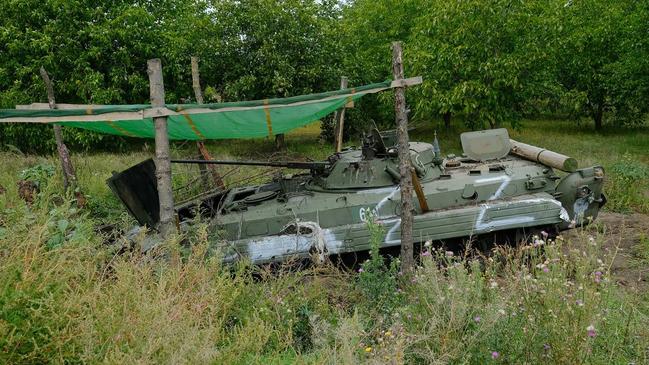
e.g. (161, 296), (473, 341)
(14, 77), (424, 112)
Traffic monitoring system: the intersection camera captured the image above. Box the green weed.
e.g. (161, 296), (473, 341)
(357, 218), (403, 321)
(18, 163), (55, 188)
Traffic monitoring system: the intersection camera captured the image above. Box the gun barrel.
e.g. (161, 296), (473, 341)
(170, 159), (329, 170)
(509, 140), (578, 172)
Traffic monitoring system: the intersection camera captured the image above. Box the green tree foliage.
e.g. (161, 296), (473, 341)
(1, 0), (648, 150)
(340, 0), (420, 83)
(333, 0), (422, 136)
(339, 0), (648, 131)
(207, 0), (343, 101)
(555, 0), (649, 130)
(0, 0), (343, 151)
(0, 0), (202, 151)
(409, 0), (557, 129)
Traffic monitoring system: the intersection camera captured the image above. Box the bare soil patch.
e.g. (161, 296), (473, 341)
(565, 212), (649, 292)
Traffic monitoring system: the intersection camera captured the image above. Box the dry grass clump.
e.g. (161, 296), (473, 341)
(0, 199), (365, 364)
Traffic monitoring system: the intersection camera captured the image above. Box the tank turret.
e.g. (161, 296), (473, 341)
(312, 129), (437, 190)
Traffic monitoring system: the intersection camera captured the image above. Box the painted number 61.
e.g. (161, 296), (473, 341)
(359, 207), (378, 222)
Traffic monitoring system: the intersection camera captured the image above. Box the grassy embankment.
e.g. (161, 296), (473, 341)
(0, 119), (648, 363)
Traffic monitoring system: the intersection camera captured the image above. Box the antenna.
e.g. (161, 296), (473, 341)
(433, 130), (441, 157)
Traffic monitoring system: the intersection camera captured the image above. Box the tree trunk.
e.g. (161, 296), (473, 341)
(275, 133), (286, 150)
(190, 57), (204, 105)
(333, 76), (349, 152)
(147, 58), (176, 238)
(392, 41), (414, 273)
(593, 104), (604, 130)
(39, 67), (80, 197)
(443, 111), (451, 130)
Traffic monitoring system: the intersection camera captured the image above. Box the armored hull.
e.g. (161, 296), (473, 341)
(109, 129), (605, 264)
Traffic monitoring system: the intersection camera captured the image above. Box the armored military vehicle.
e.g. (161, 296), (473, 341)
(109, 128), (605, 264)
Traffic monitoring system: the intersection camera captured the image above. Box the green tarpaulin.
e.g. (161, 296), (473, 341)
(0, 80), (400, 140)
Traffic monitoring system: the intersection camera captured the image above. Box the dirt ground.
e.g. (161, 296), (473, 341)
(565, 212), (649, 293)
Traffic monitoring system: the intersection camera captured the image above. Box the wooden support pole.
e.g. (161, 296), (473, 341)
(333, 76), (349, 153)
(147, 58), (176, 238)
(39, 67), (78, 193)
(411, 169), (429, 213)
(392, 41), (414, 272)
(191, 56), (210, 190)
(191, 56), (225, 190)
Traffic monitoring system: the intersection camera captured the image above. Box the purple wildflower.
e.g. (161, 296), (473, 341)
(594, 271), (602, 283)
(541, 230), (549, 239)
(543, 343), (551, 351)
(474, 316), (481, 323)
(587, 325), (596, 338)
(421, 251), (431, 257)
(358, 268), (364, 273)
(543, 266), (550, 273)
(491, 351), (500, 359)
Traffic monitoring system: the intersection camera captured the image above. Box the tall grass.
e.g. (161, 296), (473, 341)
(0, 197), (362, 364)
(1, 192), (647, 363)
